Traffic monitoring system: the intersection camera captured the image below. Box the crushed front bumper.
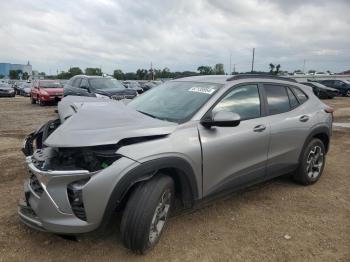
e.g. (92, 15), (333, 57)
(18, 151), (139, 234)
(18, 197), (46, 232)
(18, 156), (98, 234)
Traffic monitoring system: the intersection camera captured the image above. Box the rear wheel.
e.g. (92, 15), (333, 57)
(293, 138), (325, 185)
(30, 96), (36, 104)
(120, 175), (174, 254)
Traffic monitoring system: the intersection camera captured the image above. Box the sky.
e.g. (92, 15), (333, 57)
(0, 0), (349, 74)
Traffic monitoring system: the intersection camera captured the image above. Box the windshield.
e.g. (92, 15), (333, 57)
(89, 78), (125, 90)
(39, 81), (62, 88)
(128, 81), (222, 123)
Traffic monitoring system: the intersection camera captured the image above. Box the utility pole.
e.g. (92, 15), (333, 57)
(229, 52), (232, 75)
(303, 59), (306, 73)
(251, 48), (255, 72)
(233, 64), (236, 74)
(150, 62), (154, 80)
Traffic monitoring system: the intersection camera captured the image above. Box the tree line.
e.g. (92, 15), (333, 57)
(53, 63), (226, 80)
(5, 62), (333, 81)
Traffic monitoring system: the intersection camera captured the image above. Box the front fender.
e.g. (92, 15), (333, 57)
(99, 156), (199, 229)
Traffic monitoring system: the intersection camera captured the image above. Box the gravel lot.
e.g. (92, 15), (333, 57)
(0, 96), (349, 262)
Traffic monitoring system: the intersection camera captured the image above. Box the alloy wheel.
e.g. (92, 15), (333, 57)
(149, 190), (171, 244)
(306, 145), (324, 180)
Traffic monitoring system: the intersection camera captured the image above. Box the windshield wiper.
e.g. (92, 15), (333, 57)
(137, 110), (158, 119)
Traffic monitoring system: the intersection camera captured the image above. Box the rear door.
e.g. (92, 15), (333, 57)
(199, 83), (270, 197)
(263, 84), (313, 177)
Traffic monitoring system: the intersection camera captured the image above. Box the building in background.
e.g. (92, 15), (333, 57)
(0, 61), (32, 77)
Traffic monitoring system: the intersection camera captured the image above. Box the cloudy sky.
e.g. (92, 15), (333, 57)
(0, 0), (349, 74)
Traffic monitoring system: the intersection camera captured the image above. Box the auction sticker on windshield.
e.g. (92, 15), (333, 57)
(189, 86), (217, 94)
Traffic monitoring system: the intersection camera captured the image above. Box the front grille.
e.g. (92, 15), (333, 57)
(29, 174), (44, 197)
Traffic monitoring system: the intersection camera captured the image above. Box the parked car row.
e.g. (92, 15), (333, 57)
(27, 76), (163, 106)
(0, 82), (15, 97)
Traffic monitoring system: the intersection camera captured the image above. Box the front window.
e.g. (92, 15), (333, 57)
(39, 81), (62, 88)
(128, 81), (222, 123)
(89, 78), (125, 90)
(212, 84), (261, 120)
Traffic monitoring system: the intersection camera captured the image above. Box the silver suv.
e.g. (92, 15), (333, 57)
(19, 75), (333, 253)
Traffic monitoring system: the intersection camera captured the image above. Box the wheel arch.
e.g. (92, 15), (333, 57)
(301, 126), (330, 158)
(99, 157), (199, 229)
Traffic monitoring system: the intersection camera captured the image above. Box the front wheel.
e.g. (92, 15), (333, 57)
(345, 90), (350, 97)
(38, 97), (45, 106)
(293, 138), (326, 185)
(120, 175), (174, 254)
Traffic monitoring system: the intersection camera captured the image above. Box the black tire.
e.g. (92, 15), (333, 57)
(293, 138), (326, 185)
(346, 90), (350, 97)
(38, 98), (45, 106)
(30, 96), (36, 104)
(120, 175), (174, 254)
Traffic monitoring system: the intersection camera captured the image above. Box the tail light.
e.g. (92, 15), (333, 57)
(324, 107), (335, 122)
(324, 107), (335, 114)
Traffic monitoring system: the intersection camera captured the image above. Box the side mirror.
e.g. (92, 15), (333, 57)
(201, 111), (241, 128)
(80, 86), (90, 92)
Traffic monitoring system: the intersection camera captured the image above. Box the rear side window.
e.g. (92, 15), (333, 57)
(264, 85), (290, 115)
(291, 87), (308, 104)
(287, 87), (299, 109)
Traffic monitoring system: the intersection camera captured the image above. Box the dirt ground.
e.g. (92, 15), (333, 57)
(0, 96), (349, 262)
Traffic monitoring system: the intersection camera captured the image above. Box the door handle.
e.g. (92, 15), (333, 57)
(253, 125), (266, 132)
(299, 115), (309, 122)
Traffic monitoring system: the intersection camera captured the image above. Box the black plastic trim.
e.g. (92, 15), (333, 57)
(99, 157), (199, 229)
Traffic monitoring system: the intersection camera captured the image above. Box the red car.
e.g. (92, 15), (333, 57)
(30, 80), (64, 106)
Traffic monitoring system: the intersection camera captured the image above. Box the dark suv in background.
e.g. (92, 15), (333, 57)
(301, 81), (338, 99)
(64, 75), (137, 100)
(319, 79), (350, 97)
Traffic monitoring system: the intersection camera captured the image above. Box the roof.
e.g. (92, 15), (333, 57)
(175, 75), (231, 84)
(175, 74), (297, 84)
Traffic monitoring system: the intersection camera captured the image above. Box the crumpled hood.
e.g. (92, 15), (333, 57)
(45, 96), (177, 148)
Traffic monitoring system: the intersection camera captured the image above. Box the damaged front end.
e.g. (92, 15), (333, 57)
(19, 118), (130, 232)
(22, 118), (61, 157)
(22, 118), (122, 172)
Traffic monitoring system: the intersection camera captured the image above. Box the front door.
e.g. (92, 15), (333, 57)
(198, 84), (270, 197)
